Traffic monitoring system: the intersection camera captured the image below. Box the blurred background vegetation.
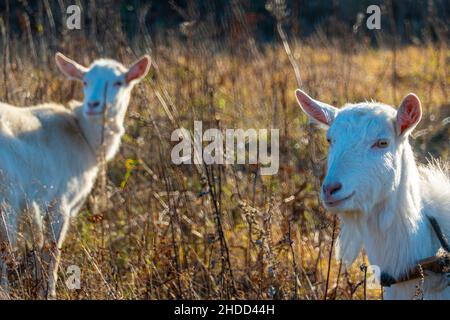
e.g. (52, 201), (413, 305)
(1, 0), (449, 45)
(0, 0), (448, 299)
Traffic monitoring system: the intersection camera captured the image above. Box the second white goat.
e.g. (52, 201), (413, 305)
(0, 52), (150, 298)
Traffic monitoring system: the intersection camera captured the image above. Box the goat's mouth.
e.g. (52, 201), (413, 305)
(325, 192), (355, 208)
(85, 109), (104, 116)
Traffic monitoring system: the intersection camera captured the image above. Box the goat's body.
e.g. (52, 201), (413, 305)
(0, 102), (102, 298)
(378, 163), (450, 299)
(362, 163), (450, 299)
(0, 102), (98, 223)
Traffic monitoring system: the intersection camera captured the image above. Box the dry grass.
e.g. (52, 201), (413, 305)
(1, 34), (448, 299)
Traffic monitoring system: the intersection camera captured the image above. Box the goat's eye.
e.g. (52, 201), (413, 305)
(372, 139), (389, 149)
(326, 137), (332, 145)
(83, 81), (87, 87)
(113, 81), (123, 87)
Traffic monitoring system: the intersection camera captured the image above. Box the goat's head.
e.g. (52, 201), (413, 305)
(55, 52), (151, 118)
(295, 90), (422, 214)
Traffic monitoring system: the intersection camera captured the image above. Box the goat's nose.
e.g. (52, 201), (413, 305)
(88, 101), (101, 109)
(323, 182), (342, 197)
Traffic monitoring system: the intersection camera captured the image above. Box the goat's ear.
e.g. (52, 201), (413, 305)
(396, 93), (422, 136)
(295, 89), (338, 129)
(126, 55), (151, 84)
(55, 52), (87, 81)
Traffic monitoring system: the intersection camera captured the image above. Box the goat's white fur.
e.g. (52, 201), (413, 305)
(296, 89), (450, 299)
(0, 53), (150, 298)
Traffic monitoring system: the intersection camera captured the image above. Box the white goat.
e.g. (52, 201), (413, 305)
(0, 52), (151, 298)
(295, 90), (450, 300)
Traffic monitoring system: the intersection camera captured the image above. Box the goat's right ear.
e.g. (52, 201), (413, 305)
(295, 89), (338, 129)
(55, 52), (87, 81)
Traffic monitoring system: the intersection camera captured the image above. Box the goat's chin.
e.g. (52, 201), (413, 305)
(323, 200), (358, 213)
(83, 111), (104, 117)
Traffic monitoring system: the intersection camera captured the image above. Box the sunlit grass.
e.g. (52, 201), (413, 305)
(1, 41), (448, 299)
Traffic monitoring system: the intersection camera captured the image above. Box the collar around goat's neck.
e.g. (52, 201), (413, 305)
(380, 216), (450, 288)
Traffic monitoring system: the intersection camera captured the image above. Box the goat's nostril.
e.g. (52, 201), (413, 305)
(323, 182), (342, 197)
(88, 101), (100, 109)
(330, 182), (342, 195)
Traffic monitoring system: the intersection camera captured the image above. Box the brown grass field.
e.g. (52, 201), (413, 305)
(0, 2), (449, 300)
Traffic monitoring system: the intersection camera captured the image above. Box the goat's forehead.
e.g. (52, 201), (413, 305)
(86, 59), (127, 79)
(329, 103), (396, 137)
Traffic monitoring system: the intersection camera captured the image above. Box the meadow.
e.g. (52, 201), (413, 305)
(0, 2), (448, 300)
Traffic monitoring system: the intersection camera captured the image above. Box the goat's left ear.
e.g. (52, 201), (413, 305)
(396, 93), (422, 136)
(126, 55), (151, 84)
(295, 89), (338, 129)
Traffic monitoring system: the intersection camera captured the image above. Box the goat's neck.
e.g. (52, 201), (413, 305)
(75, 101), (127, 162)
(363, 142), (435, 277)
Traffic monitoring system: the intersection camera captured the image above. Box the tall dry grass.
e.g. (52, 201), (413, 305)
(0, 2), (448, 300)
